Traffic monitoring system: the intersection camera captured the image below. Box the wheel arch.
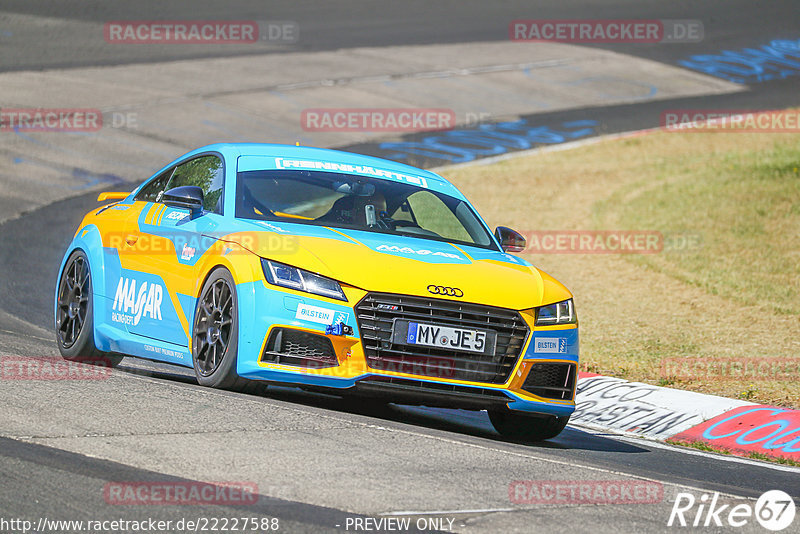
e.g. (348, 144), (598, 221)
(190, 244), (260, 361)
(55, 225), (120, 353)
(55, 224), (108, 327)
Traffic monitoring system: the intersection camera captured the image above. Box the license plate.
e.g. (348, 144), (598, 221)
(393, 320), (496, 355)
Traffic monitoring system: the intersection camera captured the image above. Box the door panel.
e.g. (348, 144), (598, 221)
(111, 154), (227, 346)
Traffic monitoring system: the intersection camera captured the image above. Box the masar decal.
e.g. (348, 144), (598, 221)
(274, 158), (428, 188)
(111, 277), (164, 326)
(375, 244), (461, 259)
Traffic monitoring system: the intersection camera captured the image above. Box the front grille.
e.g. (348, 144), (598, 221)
(261, 328), (338, 368)
(355, 293), (529, 384)
(523, 362), (576, 400)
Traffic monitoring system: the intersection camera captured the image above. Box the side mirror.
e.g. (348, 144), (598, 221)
(162, 186), (204, 216)
(495, 226), (526, 253)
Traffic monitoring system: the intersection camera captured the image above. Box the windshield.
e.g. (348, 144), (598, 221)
(235, 169), (496, 249)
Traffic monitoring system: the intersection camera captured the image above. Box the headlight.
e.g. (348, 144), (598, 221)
(261, 259), (347, 301)
(535, 299), (576, 326)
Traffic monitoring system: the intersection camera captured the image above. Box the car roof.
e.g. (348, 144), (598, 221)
(188, 143), (447, 184)
(137, 143), (463, 200)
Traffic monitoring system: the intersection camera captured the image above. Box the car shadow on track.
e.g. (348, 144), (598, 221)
(116, 361), (647, 455)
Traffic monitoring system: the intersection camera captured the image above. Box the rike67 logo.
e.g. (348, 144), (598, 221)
(668, 490), (795, 531)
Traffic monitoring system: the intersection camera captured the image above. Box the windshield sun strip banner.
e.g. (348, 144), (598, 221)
(236, 155), (438, 189)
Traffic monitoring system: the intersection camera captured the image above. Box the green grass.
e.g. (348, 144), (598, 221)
(601, 140), (800, 315)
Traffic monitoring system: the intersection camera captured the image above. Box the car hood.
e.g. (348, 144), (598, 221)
(224, 221), (571, 310)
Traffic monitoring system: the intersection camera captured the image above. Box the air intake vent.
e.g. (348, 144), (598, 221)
(522, 362), (576, 400)
(261, 328), (338, 368)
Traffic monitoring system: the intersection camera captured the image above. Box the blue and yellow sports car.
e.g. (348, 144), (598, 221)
(55, 143), (578, 440)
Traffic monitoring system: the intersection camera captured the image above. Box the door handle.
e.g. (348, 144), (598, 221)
(125, 235), (139, 246)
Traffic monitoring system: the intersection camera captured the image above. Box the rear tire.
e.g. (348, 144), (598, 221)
(489, 408), (569, 441)
(55, 250), (123, 367)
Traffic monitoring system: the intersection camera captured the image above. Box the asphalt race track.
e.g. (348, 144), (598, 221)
(1, 2), (798, 533)
(2, 0), (798, 71)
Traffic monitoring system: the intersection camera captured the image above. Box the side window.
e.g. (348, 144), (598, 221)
(167, 155), (225, 214)
(134, 168), (174, 203)
(406, 191), (472, 243)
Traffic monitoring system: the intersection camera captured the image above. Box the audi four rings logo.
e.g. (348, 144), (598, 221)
(427, 285), (463, 297)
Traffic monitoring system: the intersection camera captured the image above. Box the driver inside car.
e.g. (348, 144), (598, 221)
(320, 191), (392, 229)
(351, 191), (390, 228)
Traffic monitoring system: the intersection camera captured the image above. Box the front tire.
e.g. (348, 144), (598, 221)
(55, 250), (123, 367)
(489, 408), (570, 441)
(192, 267), (242, 389)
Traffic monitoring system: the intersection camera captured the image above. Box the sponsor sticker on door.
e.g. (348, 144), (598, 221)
(112, 277), (164, 326)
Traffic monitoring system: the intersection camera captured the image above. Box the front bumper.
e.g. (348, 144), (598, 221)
(235, 281), (578, 418)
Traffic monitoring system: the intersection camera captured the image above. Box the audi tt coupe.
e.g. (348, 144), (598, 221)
(55, 143), (579, 440)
